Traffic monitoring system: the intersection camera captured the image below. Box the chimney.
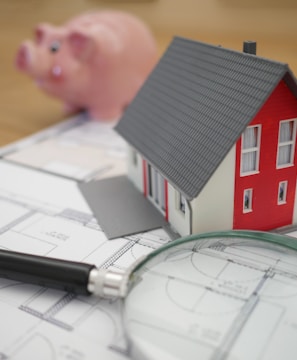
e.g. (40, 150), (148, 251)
(243, 41), (257, 55)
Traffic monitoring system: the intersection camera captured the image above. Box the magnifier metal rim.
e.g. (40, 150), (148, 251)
(129, 229), (297, 279)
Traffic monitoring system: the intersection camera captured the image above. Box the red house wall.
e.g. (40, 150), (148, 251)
(233, 80), (297, 230)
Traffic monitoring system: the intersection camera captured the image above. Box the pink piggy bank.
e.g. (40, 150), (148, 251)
(15, 11), (158, 120)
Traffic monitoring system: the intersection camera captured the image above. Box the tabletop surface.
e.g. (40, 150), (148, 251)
(1, 0), (297, 147)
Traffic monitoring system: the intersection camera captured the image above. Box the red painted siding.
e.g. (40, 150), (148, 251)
(234, 80), (297, 230)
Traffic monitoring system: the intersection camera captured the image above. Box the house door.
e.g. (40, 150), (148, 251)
(147, 164), (166, 215)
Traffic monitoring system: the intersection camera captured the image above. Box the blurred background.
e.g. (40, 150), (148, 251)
(1, 0), (297, 146)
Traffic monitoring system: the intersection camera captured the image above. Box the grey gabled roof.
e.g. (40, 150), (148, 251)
(116, 37), (297, 200)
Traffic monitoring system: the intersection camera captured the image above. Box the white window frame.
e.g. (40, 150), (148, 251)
(147, 163), (166, 214)
(243, 188), (253, 213)
(176, 191), (186, 215)
(240, 125), (261, 176)
(277, 119), (297, 169)
(278, 181), (288, 205)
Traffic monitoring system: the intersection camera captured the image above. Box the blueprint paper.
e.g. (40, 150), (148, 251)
(1, 115), (297, 359)
(0, 160), (171, 359)
(125, 241), (297, 360)
(0, 115), (172, 359)
(2, 113), (127, 181)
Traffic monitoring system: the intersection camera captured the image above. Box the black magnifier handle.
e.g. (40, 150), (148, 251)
(0, 249), (127, 297)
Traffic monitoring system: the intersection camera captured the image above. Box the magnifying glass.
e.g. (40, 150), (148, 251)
(1, 230), (297, 359)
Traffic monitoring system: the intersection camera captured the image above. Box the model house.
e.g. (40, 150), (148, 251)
(115, 37), (297, 237)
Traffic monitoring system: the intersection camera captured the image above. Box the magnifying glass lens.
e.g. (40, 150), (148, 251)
(123, 231), (297, 360)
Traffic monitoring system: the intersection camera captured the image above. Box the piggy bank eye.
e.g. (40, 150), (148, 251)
(50, 41), (60, 53)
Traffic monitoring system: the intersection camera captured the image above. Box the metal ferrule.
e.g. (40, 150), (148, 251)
(87, 268), (128, 298)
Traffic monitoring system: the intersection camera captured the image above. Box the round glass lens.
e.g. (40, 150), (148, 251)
(123, 230), (297, 360)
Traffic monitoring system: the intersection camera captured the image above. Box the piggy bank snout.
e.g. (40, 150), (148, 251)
(15, 43), (33, 71)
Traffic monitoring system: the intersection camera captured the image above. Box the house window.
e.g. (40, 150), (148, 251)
(243, 189), (253, 213)
(147, 164), (166, 213)
(241, 126), (261, 175)
(278, 181), (288, 204)
(277, 120), (296, 167)
(176, 192), (186, 214)
(132, 150), (138, 166)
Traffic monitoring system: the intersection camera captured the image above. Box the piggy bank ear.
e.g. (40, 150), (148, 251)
(67, 31), (95, 61)
(35, 23), (54, 44)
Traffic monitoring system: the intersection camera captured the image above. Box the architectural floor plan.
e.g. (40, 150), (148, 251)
(125, 236), (297, 360)
(0, 114), (297, 359)
(0, 115), (171, 359)
(1, 113), (127, 181)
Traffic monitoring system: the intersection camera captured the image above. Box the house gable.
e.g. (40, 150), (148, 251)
(234, 79), (297, 230)
(116, 37), (291, 201)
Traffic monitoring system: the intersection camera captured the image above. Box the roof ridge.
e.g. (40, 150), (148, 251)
(173, 36), (289, 69)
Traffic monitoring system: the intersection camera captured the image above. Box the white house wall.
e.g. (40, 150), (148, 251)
(127, 145), (235, 236)
(191, 146), (236, 234)
(127, 146), (143, 192)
